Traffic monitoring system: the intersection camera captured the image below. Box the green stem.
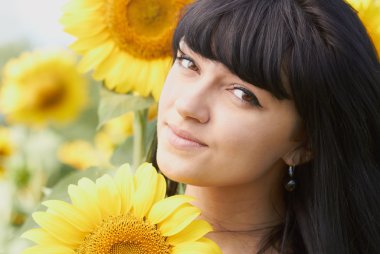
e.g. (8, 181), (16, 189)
(133, 109), (148, 170)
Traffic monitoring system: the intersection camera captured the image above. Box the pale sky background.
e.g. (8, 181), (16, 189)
(0, 0), (73, 48)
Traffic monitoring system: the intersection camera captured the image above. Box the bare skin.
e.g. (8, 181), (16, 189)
(185, 172), (284, 254)
(157, 41), (309, 253)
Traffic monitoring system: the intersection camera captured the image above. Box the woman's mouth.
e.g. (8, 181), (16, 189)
(166, 124), (208, 149)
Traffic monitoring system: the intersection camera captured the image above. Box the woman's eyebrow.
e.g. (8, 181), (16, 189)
(178, 44), (193, 56)
(178, 40), (193, 54)
(177, 47), (185, 55)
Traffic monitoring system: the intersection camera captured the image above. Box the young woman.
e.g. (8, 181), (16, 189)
(150, 0), (380, 253)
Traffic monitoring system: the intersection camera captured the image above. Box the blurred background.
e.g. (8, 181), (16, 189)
(0, 1), (153, 253)
(0, 0), (72, 63)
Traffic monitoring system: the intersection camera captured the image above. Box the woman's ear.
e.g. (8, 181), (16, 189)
(282, 142), (313, 166)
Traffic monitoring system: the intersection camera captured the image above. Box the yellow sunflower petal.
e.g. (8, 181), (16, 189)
(109, 55), (138, 86)
(21, 245), (75, 254)
(144, 60), (168, 97)
(103, 53), (138, 91)
(95, 174), (121, 217)
(114, 163), (134, 213)
(64, 24), (106, 42)
(97, 50), (133, 86)
(67, 180), (102, 225)
(145, 59), (170, 100)
(152, 59), (172, 100)
(60, 12), (104, 28)
(32, 211), (85, 246)
(348, 0), (369, 9)
(132, 63), (151, 97)
(132, 163), (158, 219)
(129, 62), (150, 97)
(42, 200), (93, 232)
(77, 42), (114, 73)
(158, 205), (201, 236)
(168, 220), (213, 245)
(153, 173), (167, 204)
(172, 238), (223, 254)
(0, 127), (13, 158)
(147, 195), (194, 224)
(69, 32), (110, 54)
(21, 228), (65, 246)
(92, 47), (122, 81)
(61, 0), (103, 14)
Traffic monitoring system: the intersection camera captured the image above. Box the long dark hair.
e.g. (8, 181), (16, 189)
(149, 0), (380, 253)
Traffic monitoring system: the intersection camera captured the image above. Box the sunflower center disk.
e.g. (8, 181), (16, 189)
(28, 74), (66, 110)
(110, 242), (145, 254)
(76, 214), (171, 254)
(107, 0), (179, 59)
(0, 144), (11, 157)
(127, 0), (170, 36)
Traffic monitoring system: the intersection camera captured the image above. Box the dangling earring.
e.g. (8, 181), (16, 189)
(285, 165), (296, 192)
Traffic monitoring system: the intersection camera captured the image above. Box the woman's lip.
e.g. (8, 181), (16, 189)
(167, 124), (208, 148)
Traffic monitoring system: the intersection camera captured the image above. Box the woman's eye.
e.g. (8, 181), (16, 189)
(176, 55), (199, 72)
(231, 86), (262, 107)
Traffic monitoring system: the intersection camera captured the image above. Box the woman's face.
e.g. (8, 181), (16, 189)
(156, 42), (304, 187)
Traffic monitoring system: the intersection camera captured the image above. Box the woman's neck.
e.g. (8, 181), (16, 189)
(185, 181), (284, 253)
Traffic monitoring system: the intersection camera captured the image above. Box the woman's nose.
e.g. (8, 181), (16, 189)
(174, 86), (210, 124)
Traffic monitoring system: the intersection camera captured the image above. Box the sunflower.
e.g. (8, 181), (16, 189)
(347, 0), (380, 53)
(58, 132), (115, 170)
(0, 50), (87, 127)
(21, 163), (221, 254)
(0, 127), (13, 178)
(0, 127), (13, 158)
(0, 165), (5, 177)
(60, 0), (192, 101)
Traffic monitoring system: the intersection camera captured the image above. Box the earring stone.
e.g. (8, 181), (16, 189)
(285, 165), (296, 192)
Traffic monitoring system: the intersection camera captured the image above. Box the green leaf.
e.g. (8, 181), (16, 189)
(111, 136), (134, 167)
(97, 88), (154, 129)
(145, 120), (157, 147)
(110, 119), (157, 167)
